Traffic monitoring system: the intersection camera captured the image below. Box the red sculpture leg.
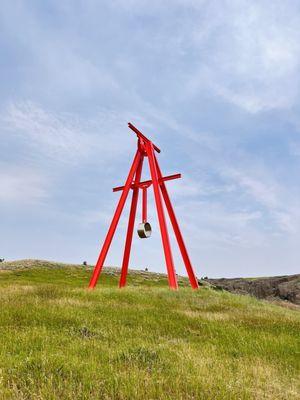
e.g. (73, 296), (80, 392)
(89, 149), (142, 288)
(142, 187), (147, 223)
(146, 142), (178, 289)
(119, 155), (144, 288)
(154, 154), (199, 289)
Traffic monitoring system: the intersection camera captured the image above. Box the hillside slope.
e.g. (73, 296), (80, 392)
(0, 260), (299, 400)
(207, 274), (300, 305)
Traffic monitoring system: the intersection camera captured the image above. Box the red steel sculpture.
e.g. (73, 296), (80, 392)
(89, 123), (199, 290)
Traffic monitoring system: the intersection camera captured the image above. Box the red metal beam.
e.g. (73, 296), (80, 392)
(128, 122), (161, 153)
(113, 173), (181, 192)
(146, 142), (178, 289)
(154, 154), (199, 289)
(142, 187), (147, 223)
(119, 155), (144, 288)
(89, 122), (198, 290)
(88, 149), (142, 289)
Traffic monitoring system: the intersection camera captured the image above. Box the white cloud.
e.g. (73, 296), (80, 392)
(0, 101), (140, 164)
(289, 141), (300, 157)
(188, 0), (300, 112)
(0, 165), (47, 204)
(220, 165), (300, 234)
(224, 168), (280, 209)
(273, 210), (299, 234)
(133, 104), (300, 238)
(2, 101), (91, 161)
(0, 1), (299, 276)
(175, 198), (265, 248)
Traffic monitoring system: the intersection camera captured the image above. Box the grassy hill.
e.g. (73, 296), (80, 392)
(0, 260), (299, 400)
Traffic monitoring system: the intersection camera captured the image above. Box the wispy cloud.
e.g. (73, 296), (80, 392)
(0, 164), (47, 204)
(0, 1), (299, 276)
(1, 101), (139, 164)
(2, 101), (91, 161)
(187, 1), (300, 112)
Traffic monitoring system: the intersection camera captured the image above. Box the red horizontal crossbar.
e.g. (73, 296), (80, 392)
(128, 122), (161, 153)
(113, 173), (181, 192)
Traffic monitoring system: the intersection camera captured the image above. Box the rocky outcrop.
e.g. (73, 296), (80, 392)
(207, 274), (300, 305)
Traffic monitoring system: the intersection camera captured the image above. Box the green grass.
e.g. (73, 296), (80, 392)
(0, 260), (299, 399)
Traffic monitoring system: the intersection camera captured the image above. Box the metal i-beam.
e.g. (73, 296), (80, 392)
(128, 122), (161, 153)
(113, 173), (181, 192)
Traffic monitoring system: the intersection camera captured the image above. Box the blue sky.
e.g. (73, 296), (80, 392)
(1, 1), (299, 278)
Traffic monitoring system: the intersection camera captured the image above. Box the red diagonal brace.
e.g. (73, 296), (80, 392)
(113, 173), (181, 192)
(89, 122), (198, 290)
(119, 155), (144, 288)
(154, 154), (198, 289)
(89, 149), (142, 288)
(146, 141), (178, 289)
